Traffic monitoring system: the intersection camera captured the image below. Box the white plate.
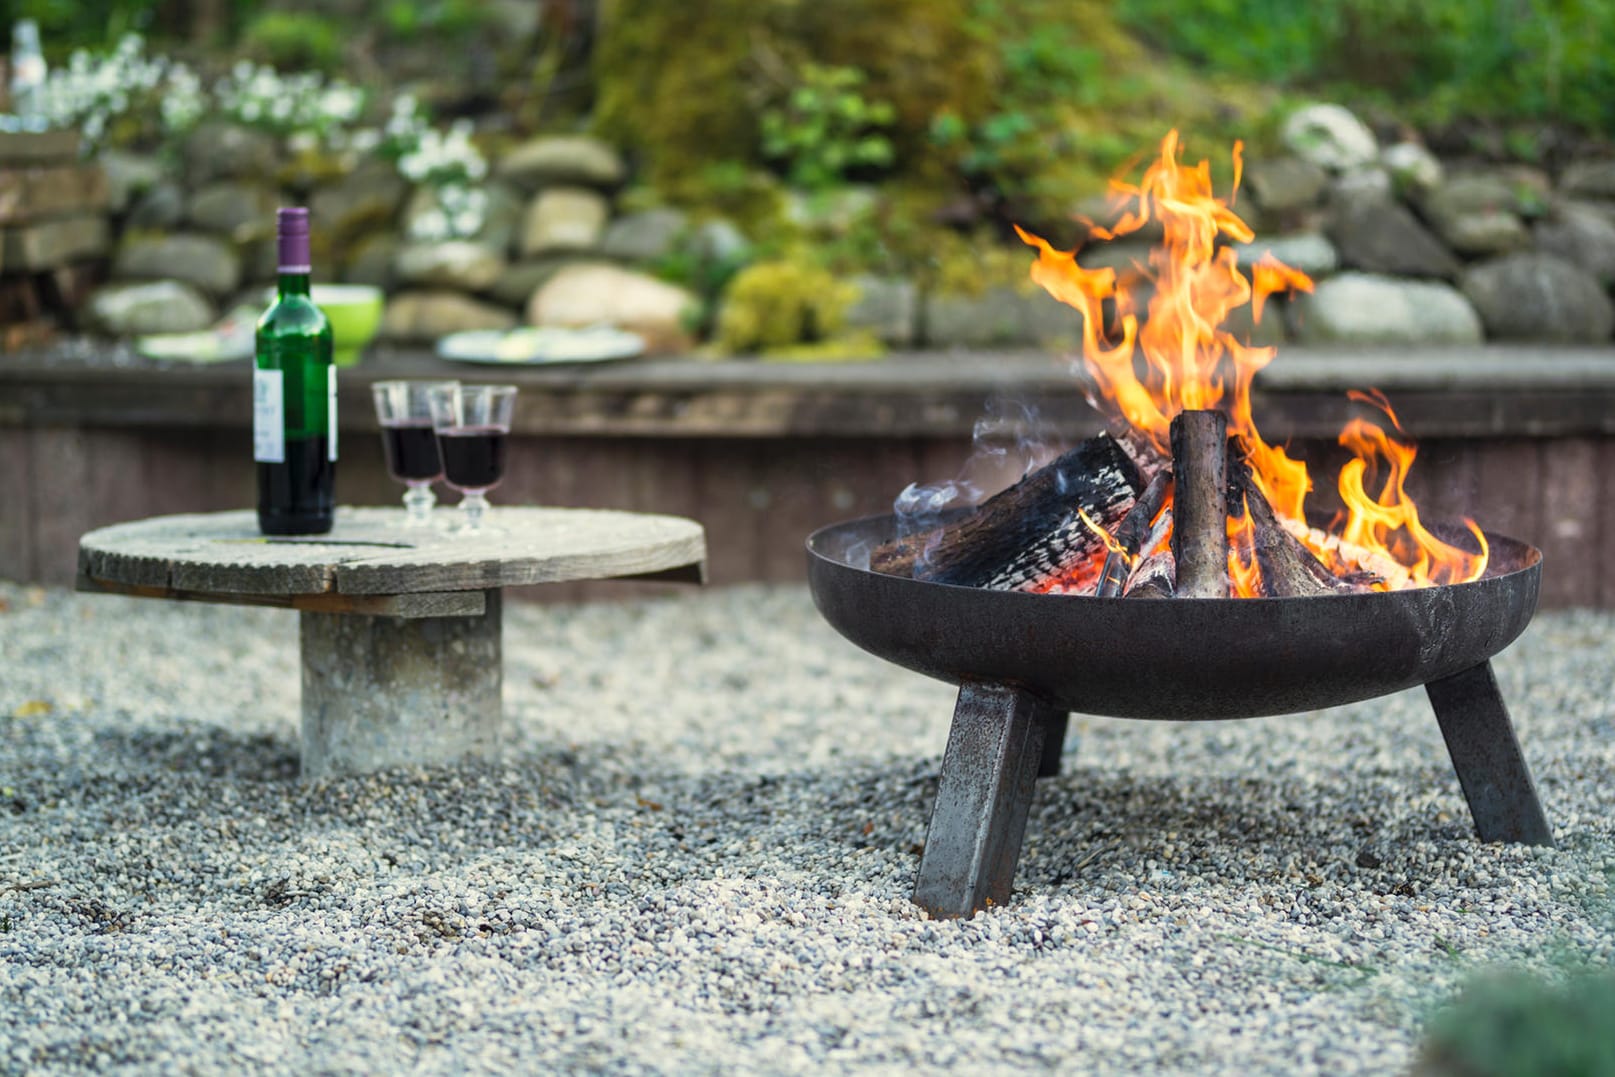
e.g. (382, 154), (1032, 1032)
(436, 326), (647, 365)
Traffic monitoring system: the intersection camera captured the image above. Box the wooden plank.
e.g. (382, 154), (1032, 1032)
(1470, 437), (1544, 564)
(0, 426), (36, 582)
(688, 437), (762, 585)
(1539, 438), (1600, 609)
(30, 426), (93, 587)
(1601, 439), (1615, 609)
(75, 574), (486, 618)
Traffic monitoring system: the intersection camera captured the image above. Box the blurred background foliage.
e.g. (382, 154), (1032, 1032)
(3, 0), (1611, 300)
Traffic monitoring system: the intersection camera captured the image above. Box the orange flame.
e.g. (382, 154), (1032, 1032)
(1018, 130), (1488, 592)
(1227, 496), (1265, 598)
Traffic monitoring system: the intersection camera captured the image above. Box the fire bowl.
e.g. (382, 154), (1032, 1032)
(808, 512), (1551, 919)
(807, 513), (1541, 722)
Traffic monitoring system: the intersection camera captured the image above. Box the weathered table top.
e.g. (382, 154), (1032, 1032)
(77, 506), (708, 617)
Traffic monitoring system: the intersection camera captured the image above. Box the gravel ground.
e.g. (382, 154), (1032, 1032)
(0, 580), (1611, 1075)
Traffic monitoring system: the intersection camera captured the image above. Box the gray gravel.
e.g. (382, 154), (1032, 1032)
(0, 580), (1611, 1075)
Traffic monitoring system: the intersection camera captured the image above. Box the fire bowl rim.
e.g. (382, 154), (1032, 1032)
(804, 513), (1542, 721)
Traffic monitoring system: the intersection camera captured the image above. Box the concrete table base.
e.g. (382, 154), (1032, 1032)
(300, 591), (502, 780)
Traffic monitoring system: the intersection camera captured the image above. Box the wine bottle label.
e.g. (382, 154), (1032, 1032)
(327, 365), (338, 462)
(253, 368), (285, 463)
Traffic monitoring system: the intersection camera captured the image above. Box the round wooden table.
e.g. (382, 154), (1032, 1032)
(77, 506), (706, 779)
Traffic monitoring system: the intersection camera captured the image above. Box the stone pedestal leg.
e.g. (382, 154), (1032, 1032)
(1425, 660), (1553, 846)
(299, 590), (502, 780)
(913, 683), (1052, 919)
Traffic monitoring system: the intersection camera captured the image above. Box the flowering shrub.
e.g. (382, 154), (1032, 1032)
(382, 95), (491, 240)
(212, 60), (364, 143)
(33, 34), (179, 148)
(14, 34), (490, 239)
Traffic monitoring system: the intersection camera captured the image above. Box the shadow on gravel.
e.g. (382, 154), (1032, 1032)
(91, 726), (300, 782)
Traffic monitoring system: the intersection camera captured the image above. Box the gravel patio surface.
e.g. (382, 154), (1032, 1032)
(1, 580), (1611, 1075)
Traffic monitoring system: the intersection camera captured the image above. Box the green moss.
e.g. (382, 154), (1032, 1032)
(593, 0), (991, 201)
(241, 11), (341, 72)
(760, 331), (886, 362)
(714, 259), (859, 355)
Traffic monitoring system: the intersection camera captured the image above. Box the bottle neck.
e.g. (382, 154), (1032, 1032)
(277, 271), (311, 297)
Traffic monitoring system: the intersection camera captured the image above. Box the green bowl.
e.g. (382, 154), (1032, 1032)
(312, 284), (384, 367)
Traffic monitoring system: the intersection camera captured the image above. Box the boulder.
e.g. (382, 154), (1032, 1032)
(311, 160), (409, 245)
(342, 233), (401, 291)
(182, 121), (277, 186)
(97, 150), (163, 214)
(1560, 159), (1615, 201)
(86, 280), (215, 336)
(379, 290), (517, 343)
(471, 183), (524, 256)
(521, 186), (609, 256)
(1534, 201), (1615, 284)
(1233, 232), (1338, 278)
(1243, 157), (1329, 214)
(1219, 296), (1287, 348)
(1076, 240), (1155, 275)
(1329, 168), (1393, 205)
(487, 257), (580, 309)
(1281, 104), (1379, 173)
(689, 217), (753, 265)
(1072, 191), (1165, 244)
(600, 207), (690, 263)
(496, 135), (626, 193)
(1292, 273), (1483, 344)
(843, 275), (918, 347)
(1419, 173), (1531, 256)
(114, 233), (241, 298)
(394, 240), (506, 292)
(1380, 142), (1443, 195)
(925, 287), (1080, 348)
(527, 262), (699, 353)
(188, 181), (281, 242)
(125, 180), (185, 231)
(1460, 253), (1614, 342)
(1328, 196), (1460, 279)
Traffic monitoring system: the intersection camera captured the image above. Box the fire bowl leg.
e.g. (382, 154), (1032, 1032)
(1038, 712), (1071, 778)
(1424, 660), (1553, 847)
(913, 683), (1054, 918)
(299, 590), (503, 781)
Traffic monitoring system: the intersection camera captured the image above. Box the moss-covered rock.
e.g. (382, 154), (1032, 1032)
(715, 259), (860, 354)
(593, 0), (991, 201)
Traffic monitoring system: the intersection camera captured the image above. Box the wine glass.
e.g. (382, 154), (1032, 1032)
(372, 380), (458, 526)
(427, 383), (517, 533)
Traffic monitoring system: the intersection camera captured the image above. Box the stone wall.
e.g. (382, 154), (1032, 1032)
(53, 102), (1615, 353)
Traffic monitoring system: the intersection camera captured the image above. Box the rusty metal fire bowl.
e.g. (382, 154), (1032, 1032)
(806, 513), (1553, 919)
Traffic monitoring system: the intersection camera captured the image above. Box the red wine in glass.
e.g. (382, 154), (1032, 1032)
(381, 418), (443, 483)
(437, 425), (508, 490)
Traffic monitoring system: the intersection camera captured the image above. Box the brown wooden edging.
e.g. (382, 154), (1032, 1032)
(4, 345), (1615, 606)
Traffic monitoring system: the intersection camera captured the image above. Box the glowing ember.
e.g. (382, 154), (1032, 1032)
(1016, 130), (1487, 592)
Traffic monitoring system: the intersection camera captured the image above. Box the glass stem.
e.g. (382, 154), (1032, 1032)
(403, 483), (436, 525)
(462, 491), (489, 531)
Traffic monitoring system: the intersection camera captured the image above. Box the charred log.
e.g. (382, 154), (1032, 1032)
(870, 434), (1142, 590)
(1123, 506), (1175, 598)
(1095, 470), (1172, 598)
(1225, 444), (1369, 596)
(1169, 410), (1229, 599)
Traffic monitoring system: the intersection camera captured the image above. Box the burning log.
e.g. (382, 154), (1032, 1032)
(1169, 410), (1229, 599)
(871, 434), (1142, 590)
(1095, 470), (1171, 597)
(1225, 444), (1376, 597)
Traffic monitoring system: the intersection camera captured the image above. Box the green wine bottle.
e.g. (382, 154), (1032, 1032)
(254, 206), (336, 535)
